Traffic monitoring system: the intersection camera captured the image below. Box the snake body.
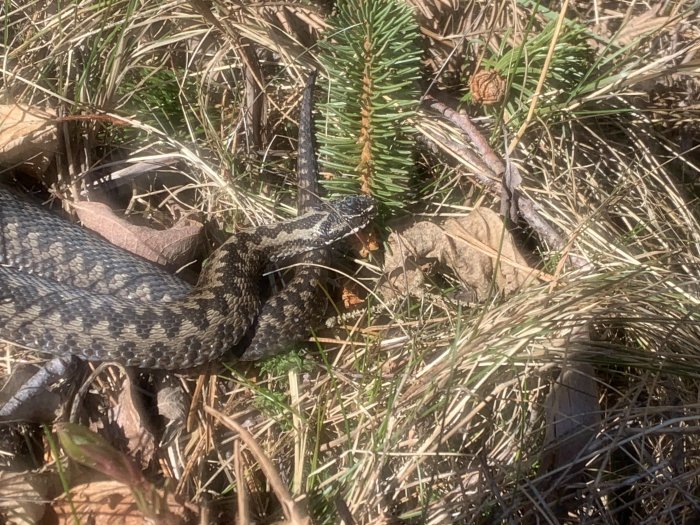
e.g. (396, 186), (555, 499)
(0, 79), (375, 369)
(242, 71), (328, 360)
(0, 190), (373, 369)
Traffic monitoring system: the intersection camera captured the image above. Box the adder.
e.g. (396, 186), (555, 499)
(242, 71), (329, 360)
(0, 74), (375, 370)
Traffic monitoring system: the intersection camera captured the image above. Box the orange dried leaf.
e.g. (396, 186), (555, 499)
(350, 228), (379, 258)
(342, 281), (365, 308)
(112, 375), (156, 468)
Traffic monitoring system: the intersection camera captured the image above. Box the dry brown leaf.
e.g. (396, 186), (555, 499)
(0, 103), (57, 177)
(155, 374), (188, 428)
(381, 208), (535, 301)
(0, 470), (49, 524)
(110, 375), (157, 468)
(351, 228), (380, 258)
(73, 201), (202, 268)
(616, 5), (671, 45)
(52, 480), (189, 525)
(342, 280), (365, 308)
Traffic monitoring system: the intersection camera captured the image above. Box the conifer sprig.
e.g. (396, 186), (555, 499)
(317, 0), (422, 211)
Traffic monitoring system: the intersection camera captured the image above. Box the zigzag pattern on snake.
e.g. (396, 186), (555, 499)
(242, 71), (328, 360)
(0, 77), (375, 370)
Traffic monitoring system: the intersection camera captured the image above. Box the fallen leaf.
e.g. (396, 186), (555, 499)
(0, 103), (57, 177)
(73, 201), (202, 268)
(110, 374), (157, 468)
(381, 208), (535, 301)
(350, 228), (380, 258)
(155, 373), (188, 446)
(56, 423), (192, 524)
(52, 480), (190, 525)
(155, 374), (187, 426)
(0, 470), (49, 524)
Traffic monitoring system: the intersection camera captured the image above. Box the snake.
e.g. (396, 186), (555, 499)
(0, 82), (375, 370)
(241, 71), (328, 360)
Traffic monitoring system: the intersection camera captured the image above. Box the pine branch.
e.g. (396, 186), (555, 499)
(317, 0), (422, 211)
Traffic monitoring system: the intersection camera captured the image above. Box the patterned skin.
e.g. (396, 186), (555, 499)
(0, 76), (375, 369)
(241, 71), (329, 360)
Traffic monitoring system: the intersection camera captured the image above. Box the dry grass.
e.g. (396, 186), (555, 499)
(1, 0), (699, 523)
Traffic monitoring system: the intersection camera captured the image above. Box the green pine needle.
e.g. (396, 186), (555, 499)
(317, 0), (422, 211)
(469, 19), (593, 128)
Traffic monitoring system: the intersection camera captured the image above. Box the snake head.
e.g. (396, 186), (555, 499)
(263, 195), (377, 264)
(326, 195), (377, 240)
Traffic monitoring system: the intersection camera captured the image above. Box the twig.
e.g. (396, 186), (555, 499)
(234, 441), (249, 525)
(423, 98), (580, 265)
(204, 405), (311, 525)
(426, 99), (505, 177)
